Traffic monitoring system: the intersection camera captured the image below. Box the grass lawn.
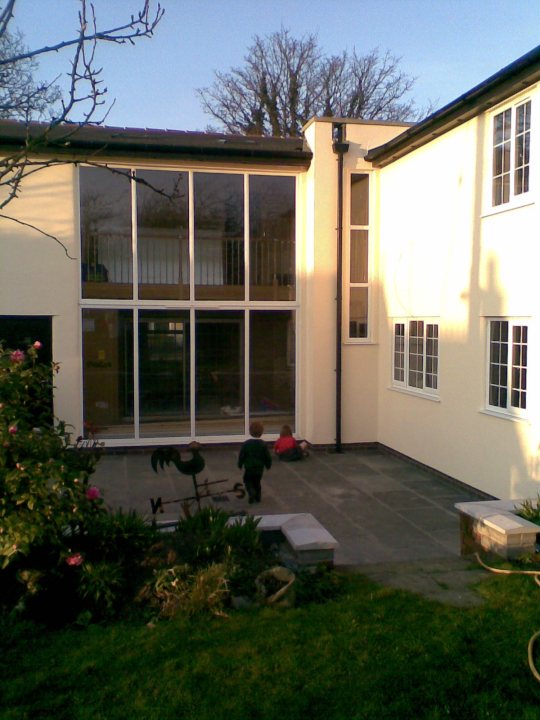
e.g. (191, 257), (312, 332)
(2, 570), (540, 720)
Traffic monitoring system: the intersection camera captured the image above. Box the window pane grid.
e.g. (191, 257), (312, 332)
(515, 102), (531, 196)
(393, 323), (405, 382)
(348, 174), (370, 340)
(80, 168), (298, 441)
(492, 101), (531, 206)
(393, 320), (438, 394)
(488, 320), (528, 414)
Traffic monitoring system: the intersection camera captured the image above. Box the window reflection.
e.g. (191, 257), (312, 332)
(82, 309), (134, 438)
(194, 173), (244, 300)
(80, 167), (133, 299)
(137, 171), (189, 300)
(195, 311), (244, 435)
(349, 287), (368, 338)
(139, 311), (190, 437)
(250, 311), (295, 433)
(250, 176), (295, 301)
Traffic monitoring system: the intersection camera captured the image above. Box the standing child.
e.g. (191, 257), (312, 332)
(238, 421), (272, 504)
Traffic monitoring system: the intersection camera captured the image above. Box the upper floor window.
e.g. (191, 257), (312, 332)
(392, 319), (439, 396)
(492, 100), (531, 207)
(80, 167), (296, 302)
(487, 319), (528, 416)
(348, 173), (370, 340)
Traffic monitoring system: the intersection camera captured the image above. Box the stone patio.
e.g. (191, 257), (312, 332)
(92, 444), (493, 605)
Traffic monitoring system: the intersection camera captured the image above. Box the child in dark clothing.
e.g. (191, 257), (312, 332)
(238, 421), (272, 504)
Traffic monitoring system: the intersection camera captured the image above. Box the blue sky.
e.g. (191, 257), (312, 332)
(10, 0), (540, 131)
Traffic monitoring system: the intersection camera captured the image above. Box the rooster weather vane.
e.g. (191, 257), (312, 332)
(150, 442), (245, 518)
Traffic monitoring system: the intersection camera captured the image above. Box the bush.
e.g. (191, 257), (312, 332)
(148, 563), (230, 618)
(170, 507), (277, 597)
(294, 564), (345, 606)
(0, 342), (158, 624)
(515, 494), (540, 525)
(0, 342), (103, 572)
(139, 508), (279, 616)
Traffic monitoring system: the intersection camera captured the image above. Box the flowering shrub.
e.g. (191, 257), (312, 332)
(0, 342), (103, 569)
(0, 342), (108, 619)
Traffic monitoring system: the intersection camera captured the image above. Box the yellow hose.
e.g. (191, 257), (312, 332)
(475, 553), (540, 682)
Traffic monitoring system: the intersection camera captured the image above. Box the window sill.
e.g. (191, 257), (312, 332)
(344, 339), (377, 346)
(479, 408), (529, 424)
(481, 197), (534, 219)
(388, 385), (440, 402)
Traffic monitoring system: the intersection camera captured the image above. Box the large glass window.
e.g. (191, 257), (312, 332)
(82, 309), (134, 438)
(249, 176), (295, 301)
(137, 170), (189, 300)
(492, 100), (531, 206)
(195, 311), (244, 436)
(139, 311), (190, 438)
(80, 168), (297, 442)
(488, 319), (528, 415)
(80, 168), (132, 299)
(348, 174), (370, 339)
(194, 173), (244, 300)
(250, 311), (295, 433)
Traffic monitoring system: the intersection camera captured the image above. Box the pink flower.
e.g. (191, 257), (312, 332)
(8, 425), (17, 435)
(33, 341), (42, 350)
(66, 553), (83, 567)
(10, 350), (25, 363)
(86, 486), (101, 501)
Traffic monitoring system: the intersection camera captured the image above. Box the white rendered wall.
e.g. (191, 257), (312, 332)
(300, 119), (408, 445)
(0, 163), (81, 433)
(374, 87), (540, 500)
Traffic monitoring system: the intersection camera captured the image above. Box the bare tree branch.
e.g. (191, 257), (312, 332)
(0, 0), (164, 66)
(0, 0), (164, 250)
(0, 211), (76, 258)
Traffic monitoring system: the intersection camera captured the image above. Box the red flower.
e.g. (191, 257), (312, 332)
(86, 486), (101, 501)
(66, 553), (83, 567)
(10, 350), (25, 363)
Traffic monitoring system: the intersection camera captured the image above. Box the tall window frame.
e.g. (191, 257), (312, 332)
(492, 98), (531, 207)
(486, 318), (529, 418)
(79, 165), (299, 445)
(346, 172), (371, 342)
(392, 319), (439, 397)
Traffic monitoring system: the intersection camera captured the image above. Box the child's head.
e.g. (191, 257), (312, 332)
(249, 421), (264, 438)
(280, 424), (293, 437)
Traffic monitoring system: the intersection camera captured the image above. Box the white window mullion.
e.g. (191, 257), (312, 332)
(131, 169), (138, 300)
(190, 306), (196, 439)
(244, 174), (250, 303)
(189, 171), (195, 302)
(133, 307), (140, 441)
(244, 308), (250, 436)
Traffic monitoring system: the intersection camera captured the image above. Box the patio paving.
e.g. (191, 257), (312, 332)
(92, 445), (492, 606)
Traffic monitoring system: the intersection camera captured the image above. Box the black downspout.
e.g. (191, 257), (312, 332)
(332, 123), (349, 454)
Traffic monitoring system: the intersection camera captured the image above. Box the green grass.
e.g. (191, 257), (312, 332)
(2, 572), (540, 720)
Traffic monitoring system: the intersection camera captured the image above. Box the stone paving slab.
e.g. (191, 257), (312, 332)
(359, 558), (489, 607)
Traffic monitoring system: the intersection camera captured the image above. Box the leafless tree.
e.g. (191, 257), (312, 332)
(198, 28), (428, 137)
(0, 29), (61, 120)
(0, 0), (164, 248)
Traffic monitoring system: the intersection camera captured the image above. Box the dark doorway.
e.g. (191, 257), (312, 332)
(0, 316), (53, 363)
(0, 315), (54, 423)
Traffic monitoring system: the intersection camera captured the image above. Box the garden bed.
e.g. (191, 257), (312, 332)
(455, 499), (540, 559)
